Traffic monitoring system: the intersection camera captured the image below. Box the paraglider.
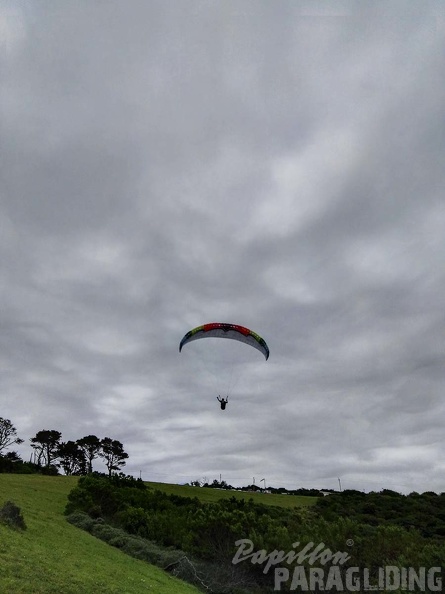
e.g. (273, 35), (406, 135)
(179, 323), (269, 410)
(217, 395), (229, 410)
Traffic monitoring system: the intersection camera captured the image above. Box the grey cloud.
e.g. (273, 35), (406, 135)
(1, 1), (444, 493)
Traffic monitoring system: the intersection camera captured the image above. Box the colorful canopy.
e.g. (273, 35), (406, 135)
(179, 322), (269, 360)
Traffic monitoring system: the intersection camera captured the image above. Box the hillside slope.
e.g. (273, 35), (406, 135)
(0, 475), (201, 594)
(146, 481), (318, 508)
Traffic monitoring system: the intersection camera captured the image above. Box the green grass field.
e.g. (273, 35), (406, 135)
(0, 475), (200, 594)
(146, 481), (318, 508)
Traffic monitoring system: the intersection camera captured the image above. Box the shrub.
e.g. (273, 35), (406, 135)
(0, 500), (26, 530)
(117, 505), (149, 536)
(66, 510), (96, 532)
(91, 522), (120, 542)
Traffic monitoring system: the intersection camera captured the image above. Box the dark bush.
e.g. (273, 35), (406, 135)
(0, 454), (43, 475)
(117, 505), (149, 536)
(0, 500), (26, 530)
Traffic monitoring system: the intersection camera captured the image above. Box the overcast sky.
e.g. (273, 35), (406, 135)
(1, 1), (444, 494)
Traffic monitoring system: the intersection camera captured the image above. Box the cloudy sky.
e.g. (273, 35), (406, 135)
(1, 1), (444, 494)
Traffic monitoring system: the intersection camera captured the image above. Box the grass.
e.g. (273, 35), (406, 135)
(0, 474), (201, 594)
(145, 481), (318, 508)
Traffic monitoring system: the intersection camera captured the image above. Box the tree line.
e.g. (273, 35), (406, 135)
(315, 487), (445, 540)
(0, 416), (128, 477)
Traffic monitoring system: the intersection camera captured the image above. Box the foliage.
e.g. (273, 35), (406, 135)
(99, 437), (129, 477)
(58, 440), (87, 475)
(0, 500), (26, 530)
(67, 509), (260, 593)
(68, 511), (184, 566)
(30, 429), (62, 468)
(66, 475), (296, 589)
(0, 453), (41, 474)
(77, 435), (101, 473)
(314, 488), (445, 540)
(0, 418), (24, 455)
(65, 475), (445, 593)
(65, 472), (148, 516)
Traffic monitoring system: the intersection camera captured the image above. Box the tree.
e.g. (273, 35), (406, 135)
(77, 435), (101, 473)
(0, 418), (24, 455)
(30, 430), (62, 468)
(0, 450), (24, 473)
(4, 451), (22, 462)
(58, 441), (86, 475)
(99, 437), (128, 477)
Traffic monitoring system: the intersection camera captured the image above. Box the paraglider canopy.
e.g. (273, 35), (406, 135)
(179, 322), (269, 361)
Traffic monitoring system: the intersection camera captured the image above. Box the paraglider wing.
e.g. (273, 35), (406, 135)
(179, 322), (269, 360)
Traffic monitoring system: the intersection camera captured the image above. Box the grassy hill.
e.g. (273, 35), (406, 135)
(0, 474), (201, 594)
(146, 481), (318, 508)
